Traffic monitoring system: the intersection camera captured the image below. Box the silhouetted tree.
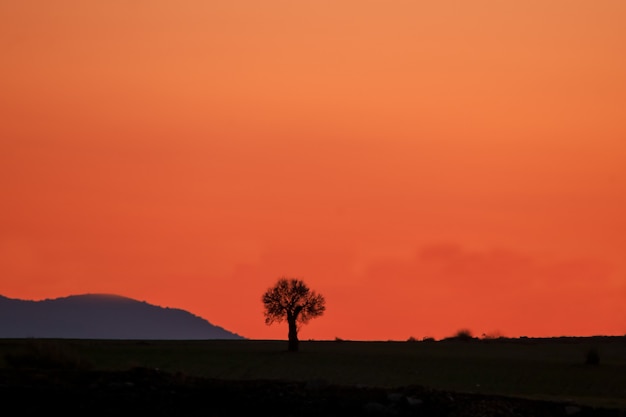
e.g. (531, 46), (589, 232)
(262, 278), (326, 352)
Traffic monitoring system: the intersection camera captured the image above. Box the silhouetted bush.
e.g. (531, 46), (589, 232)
(422, 337), (436, 343)
(406, 336), (417, 342)
(584, 348), (600, 366)
(453, 329), (474, 341)
(4, 340), (91, 370)
(334, 337), (344, 342)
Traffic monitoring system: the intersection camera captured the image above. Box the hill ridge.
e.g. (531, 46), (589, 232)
(0, 293), (244, 340)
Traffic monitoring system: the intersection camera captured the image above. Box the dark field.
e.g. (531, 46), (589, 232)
(1, 337), (625, 416)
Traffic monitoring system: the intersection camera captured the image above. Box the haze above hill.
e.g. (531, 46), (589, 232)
(0, 294), (243, 340)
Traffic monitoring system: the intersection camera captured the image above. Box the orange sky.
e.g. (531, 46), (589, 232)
(1, 1), (625, 340)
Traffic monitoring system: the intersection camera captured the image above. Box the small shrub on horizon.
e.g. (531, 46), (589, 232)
(452, 329), (474, 341)
(482, 331), (504, 340)
(406, 336), (417, 342)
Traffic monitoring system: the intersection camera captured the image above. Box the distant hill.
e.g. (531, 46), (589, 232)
(0, 294), (244, 340)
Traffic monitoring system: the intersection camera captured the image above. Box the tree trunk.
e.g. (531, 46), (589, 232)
(287, 318), (299, 352)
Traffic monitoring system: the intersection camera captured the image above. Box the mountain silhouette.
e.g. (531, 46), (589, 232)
(0, 294), (244, 340)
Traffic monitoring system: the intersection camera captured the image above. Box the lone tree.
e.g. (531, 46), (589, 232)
(262, 277), (326, 352)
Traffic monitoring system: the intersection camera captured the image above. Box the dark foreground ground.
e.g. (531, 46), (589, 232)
(1, 367), (624, 417)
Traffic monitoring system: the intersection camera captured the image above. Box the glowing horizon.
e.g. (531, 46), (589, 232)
(1, 1), (625, 341)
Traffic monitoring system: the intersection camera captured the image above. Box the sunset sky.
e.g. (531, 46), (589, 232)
(1, 1), (625, 341)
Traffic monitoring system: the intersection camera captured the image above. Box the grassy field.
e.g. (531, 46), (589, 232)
(1, 336), (625, 409)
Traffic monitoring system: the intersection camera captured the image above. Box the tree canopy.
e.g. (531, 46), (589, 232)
(262, 277), (325, 351)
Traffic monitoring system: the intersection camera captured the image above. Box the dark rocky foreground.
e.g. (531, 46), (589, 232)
(0, 368), (623, 417)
